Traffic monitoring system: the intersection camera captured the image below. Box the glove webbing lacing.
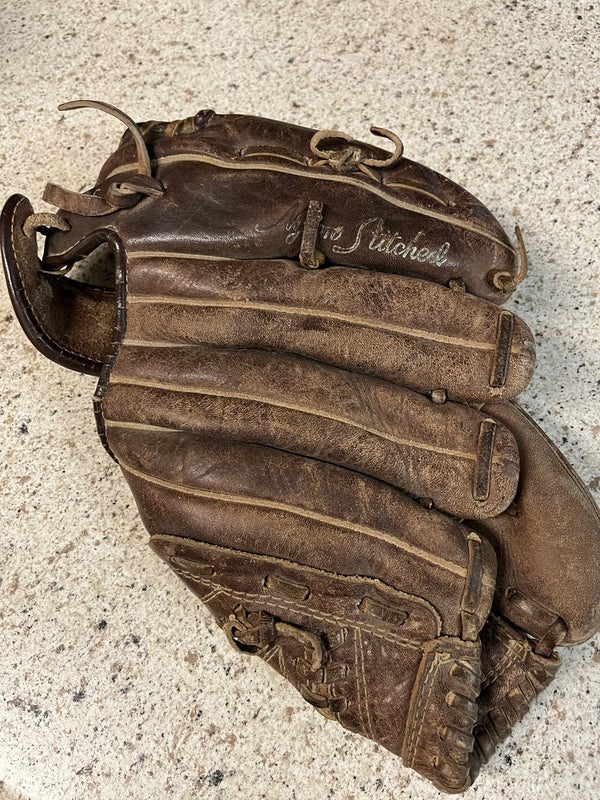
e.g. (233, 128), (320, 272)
(309, 126), (404, 180)
(42, 100), (165, 217)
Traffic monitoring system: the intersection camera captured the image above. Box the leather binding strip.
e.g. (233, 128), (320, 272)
(490, 310), (514, 388)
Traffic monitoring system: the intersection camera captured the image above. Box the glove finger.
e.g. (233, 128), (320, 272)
(44, 108), (519, 304)
(4, 197), (534, 400)
(103, 343), (520, 520)
(107, 427), (497, 635)
(471, 401), (600, 649)
(106, 425), (496, 793)
(122, 256), (535, 404)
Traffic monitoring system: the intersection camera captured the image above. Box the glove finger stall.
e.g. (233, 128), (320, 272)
(103, 344), (520, 519)
(122, 256), (535, 404)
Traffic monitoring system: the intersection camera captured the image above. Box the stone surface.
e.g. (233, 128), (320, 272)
(0, 2), (598, 798)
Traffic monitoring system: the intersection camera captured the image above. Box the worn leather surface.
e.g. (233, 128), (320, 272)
(44, 111), (520, 303)
(148, 532), (488, 793)
(474, 614), (561, 764)
(0, 194), (116, 374)
(2, 104), (599, 793)
(119, 256), (535, 403)
(104, 344), (520, 519)
(474, 401), (600, 646)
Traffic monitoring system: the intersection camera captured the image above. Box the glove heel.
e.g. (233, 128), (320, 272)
(403, 637), (482, 793)
(474, 614), (561, 764)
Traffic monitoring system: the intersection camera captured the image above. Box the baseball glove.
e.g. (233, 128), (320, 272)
(2, 101), (599, 793)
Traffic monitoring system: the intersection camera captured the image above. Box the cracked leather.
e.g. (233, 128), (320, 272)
(2, 104), (599, 793)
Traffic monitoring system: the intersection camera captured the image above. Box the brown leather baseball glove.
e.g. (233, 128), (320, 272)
(2, 101), (599, 793)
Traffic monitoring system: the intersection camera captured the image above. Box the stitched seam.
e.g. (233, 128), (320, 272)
(356, 628), (374, 739)
(105, 154), (515, 252)
(405, 652), (443, 761)
(120, 340), (195, 348)
(156, 535), (442, 631)
(483, 632), (528, 687)
(105, 381), (478, 462)
(353, 629), (368, 736)
(125, 295), (510, 354)
(383, 181), (446, 206)
(199, 587), (222, 605)
(483, 621), (524, 684)
(261, 643), (280, 665)
(126, 463), (480, 581)
(128, 250), (232, 261)
(242, 151), (306, 165)
(178, 572), (422, 649)
(277, 645), (287, 678)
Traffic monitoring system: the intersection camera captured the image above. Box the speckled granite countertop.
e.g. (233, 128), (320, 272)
(1, 2), (598, 798)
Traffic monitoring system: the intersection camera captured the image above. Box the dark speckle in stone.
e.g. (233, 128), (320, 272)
(208, 769), (224, 786)
(72, 690), (85, 702)
(19, 422), (29, 434)
(98, 620), (108, 630)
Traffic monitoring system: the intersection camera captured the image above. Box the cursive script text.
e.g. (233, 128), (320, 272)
(286, 214), (450, 266)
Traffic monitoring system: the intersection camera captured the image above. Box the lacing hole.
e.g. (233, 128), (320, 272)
(448, 278), (466, 293)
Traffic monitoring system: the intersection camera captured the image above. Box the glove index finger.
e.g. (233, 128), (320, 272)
(120, 256), (535, 405)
